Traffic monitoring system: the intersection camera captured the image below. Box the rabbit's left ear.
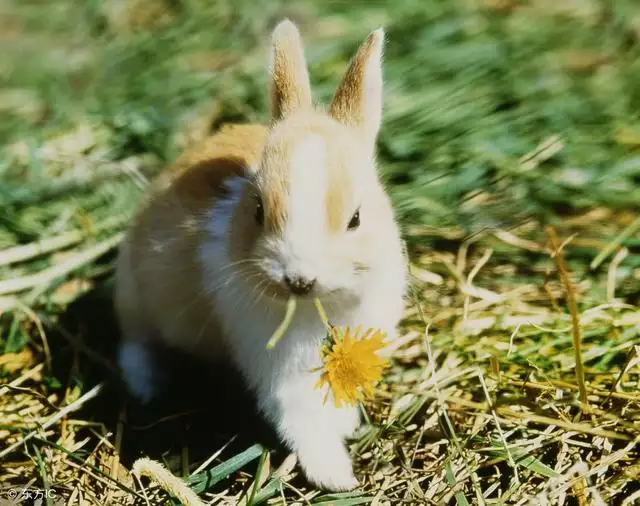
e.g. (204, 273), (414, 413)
(269, 20), (313, 122)
(330, 29), (384, 144)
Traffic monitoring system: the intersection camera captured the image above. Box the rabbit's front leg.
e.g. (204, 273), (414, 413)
(264, 373), (361, 491)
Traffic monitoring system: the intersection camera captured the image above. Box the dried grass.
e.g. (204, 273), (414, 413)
(2, 0), (639, 503)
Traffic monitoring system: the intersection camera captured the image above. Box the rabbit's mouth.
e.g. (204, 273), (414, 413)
(253, 272), (330, 302)
(268, 276), (319, 300)
(244, 269), (363, 314)
(243, 255), (363, 303)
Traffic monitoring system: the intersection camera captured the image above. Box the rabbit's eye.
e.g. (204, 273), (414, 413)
(347, 209), (360, 231)
(255, 198), (264, 226)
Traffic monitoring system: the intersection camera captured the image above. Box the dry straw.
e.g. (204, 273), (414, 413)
(132, 458), (205, 506)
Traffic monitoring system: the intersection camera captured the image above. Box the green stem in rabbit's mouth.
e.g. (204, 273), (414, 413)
(266, 297), (332, 349)
(313, 297), (331, 330)
(266, 296), (297, 349)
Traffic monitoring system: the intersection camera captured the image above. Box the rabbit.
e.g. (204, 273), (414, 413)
(114, 19), (407, 492)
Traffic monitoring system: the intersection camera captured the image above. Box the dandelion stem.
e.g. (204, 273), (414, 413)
(313, 297), (331, 329)
(266, 296), (297, 349)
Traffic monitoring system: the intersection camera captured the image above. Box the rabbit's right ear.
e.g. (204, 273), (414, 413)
(269, 20), (312, 122)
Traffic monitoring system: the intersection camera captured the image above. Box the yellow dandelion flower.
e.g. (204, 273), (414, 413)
(315, 325), (389, 408)
(265, 296), (390, 408)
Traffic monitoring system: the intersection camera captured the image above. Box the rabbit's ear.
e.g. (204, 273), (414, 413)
(269, 20), (312, 122)
(330, 29), (384, 144)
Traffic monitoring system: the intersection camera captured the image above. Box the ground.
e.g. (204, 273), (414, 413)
(1, 0), (640, 504)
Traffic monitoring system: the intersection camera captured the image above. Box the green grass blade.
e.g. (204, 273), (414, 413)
(187, 444), (265, 494)
(445, 461), (471, 506)
(247, 477), (282, 505)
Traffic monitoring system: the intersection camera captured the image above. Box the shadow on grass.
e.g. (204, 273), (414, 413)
(49, 274), (283, 481)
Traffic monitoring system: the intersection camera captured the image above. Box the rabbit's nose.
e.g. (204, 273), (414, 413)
(284, 274), (316, 296)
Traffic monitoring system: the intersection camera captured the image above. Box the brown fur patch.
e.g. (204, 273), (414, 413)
(258, 139), (289, 234)
(124, 124), (268, 354)
(326, 164), (353, 233)
(170, 123), (267, 175)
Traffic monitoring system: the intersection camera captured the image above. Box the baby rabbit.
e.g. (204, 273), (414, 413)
(114, 19), (406, 491)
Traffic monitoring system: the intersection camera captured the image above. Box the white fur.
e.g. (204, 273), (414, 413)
(198, 172), (405, 490)
(118, 340), (158, 403)
(115, 237), (160, 403)
(283, 134), (327, 282)
(260, 135), (328, 286)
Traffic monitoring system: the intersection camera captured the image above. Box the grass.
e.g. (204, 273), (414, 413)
(1, 0), (640, 503)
